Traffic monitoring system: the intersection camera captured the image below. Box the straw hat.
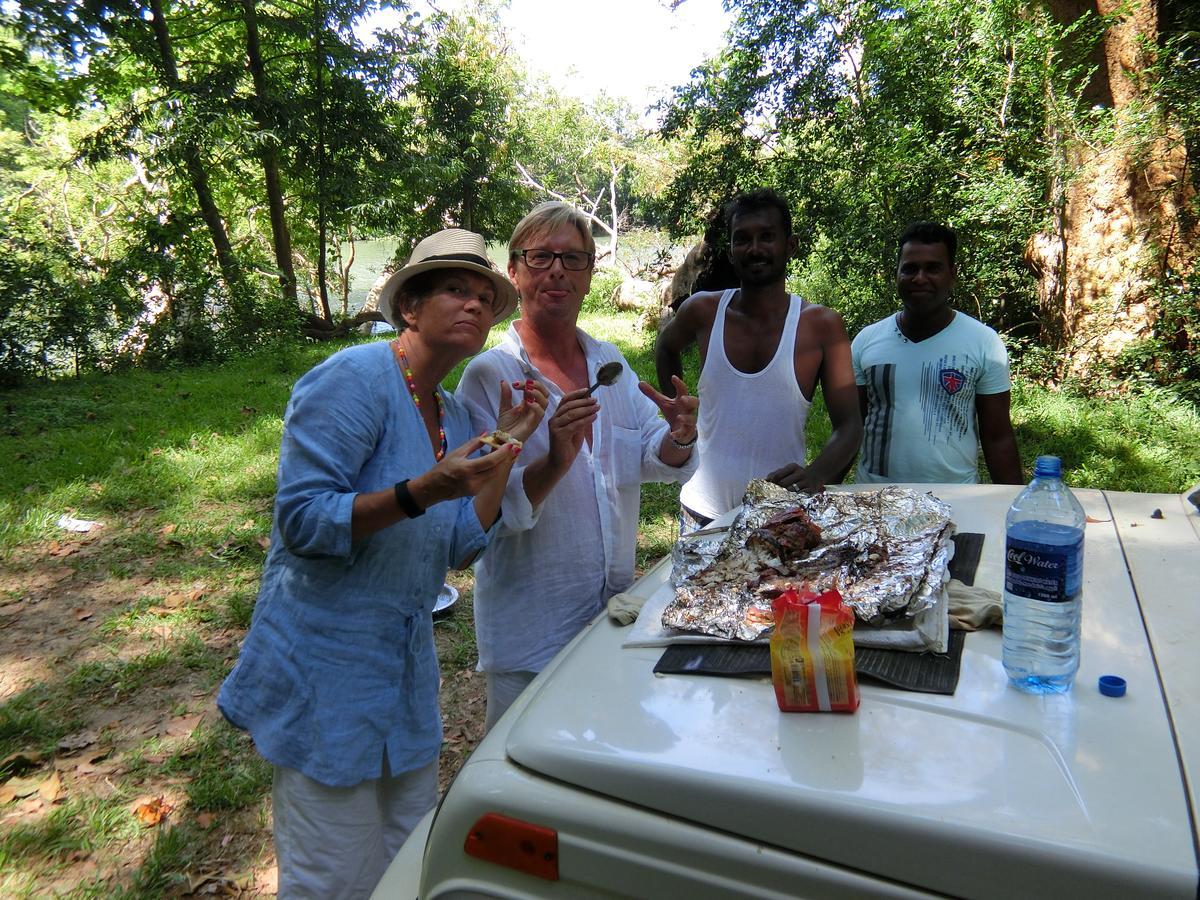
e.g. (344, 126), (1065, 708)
(377, 229), (518, 329)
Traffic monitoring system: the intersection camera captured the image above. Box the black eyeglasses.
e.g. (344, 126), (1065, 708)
(514, 249), (594, 271)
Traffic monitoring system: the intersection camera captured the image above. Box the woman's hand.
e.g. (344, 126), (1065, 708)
(496, 379), (549, 443)
(349, 435), (519, 540)
(409, 434), (520, 508)
(639, 375), (698, 446)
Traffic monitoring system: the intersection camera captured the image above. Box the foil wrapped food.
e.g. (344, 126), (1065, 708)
(663, 481), (955, 641)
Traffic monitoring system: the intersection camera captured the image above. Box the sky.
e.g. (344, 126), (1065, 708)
(357, 0), (733, 119)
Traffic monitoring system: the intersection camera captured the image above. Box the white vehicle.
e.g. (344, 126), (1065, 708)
(376, 484), (1200, 899)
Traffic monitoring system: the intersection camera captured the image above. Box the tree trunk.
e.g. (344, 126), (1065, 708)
(608, 163), (619, 265)
(462, 176), (475, 231)
(1028, 0), (1197, 372)
(312, 0), (333, 323)
(241, 0), (299, 308)
(146, 0), (241, 296)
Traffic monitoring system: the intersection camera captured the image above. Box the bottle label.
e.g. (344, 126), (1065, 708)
(1005, 535), (1083, 602)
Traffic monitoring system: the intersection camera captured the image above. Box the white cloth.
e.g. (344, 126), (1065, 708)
(457, 323), (698, 674)
(852, 311), (1010, 484)
(680, 290), (812, 519)
(484, 670), (537, 732)
(272, 758), (437, 899)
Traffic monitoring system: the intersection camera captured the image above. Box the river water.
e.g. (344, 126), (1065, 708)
(340, 238), (514, 313)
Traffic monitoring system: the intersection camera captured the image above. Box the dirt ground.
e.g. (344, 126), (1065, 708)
(0, 522), (487, 896)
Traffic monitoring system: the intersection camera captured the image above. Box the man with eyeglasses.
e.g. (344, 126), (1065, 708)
(655, 188), (863, 530)
(457, 201), (699, 731)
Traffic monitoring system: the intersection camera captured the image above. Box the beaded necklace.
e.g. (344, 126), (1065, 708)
(393, 340), (447, 460)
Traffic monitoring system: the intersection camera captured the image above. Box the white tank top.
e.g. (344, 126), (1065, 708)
(680, 289), (812, 519)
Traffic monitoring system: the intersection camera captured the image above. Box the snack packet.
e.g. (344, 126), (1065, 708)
(770, 587), (860, 713)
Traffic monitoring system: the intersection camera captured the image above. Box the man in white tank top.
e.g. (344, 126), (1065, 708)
(655, 189), (863, 527)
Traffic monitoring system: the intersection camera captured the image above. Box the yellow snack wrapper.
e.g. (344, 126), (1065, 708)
(770, 587), (860, 713)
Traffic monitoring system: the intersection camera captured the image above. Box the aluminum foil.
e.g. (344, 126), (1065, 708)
(663, 481), (955, 641)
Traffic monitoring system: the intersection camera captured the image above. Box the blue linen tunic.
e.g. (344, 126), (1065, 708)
(218, 341), (489, 788)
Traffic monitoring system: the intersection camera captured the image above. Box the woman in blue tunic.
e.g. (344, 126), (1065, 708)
(218, 229), (546, 898)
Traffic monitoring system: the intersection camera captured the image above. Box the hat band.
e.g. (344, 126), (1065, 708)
(417, 252), (491, 268)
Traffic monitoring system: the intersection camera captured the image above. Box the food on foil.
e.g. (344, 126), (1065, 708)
(663, 481), (955, 641)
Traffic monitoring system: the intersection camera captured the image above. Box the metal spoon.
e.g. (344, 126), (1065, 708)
(585, 361), (623, 396)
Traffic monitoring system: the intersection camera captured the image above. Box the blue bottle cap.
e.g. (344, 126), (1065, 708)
(1099, 675), (1127, 697)
(1033, 455), (1063, 477)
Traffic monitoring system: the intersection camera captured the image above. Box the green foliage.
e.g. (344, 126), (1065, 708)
(582, 267), (625, 313)
(1110, 270), (1200, 403)
(660, 0), (1097, 337)
(401, 4), (533, 245)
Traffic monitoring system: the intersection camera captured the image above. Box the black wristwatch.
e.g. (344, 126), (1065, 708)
(394, 479), (426, 517)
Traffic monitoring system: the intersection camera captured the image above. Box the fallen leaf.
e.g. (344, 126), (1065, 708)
(195, 812), (215, 829)
(188, 588), (205, 602)
(160, 523), (178, 536)
(134, 796), (173, 827)
(0, 751), (43, 778)
(255, 536), (270, 550)
(240, 519), (255, 530)
(187, 870), (219, 892)
(163, 592), (187, 609)
(0, 775), (42, 802)
(58, 730), (98, 752)
(38, 771), (62, 802)
(142, 754), (166, 765)
(74, 608), (94, 621)
(241, 406), (257, 416)
(163, 714), (202, 738)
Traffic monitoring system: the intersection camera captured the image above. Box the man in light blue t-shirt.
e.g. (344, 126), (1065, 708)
(851, 222), (1022, 485)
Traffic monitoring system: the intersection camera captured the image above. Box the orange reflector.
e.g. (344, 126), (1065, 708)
(464, 812), (559, 881)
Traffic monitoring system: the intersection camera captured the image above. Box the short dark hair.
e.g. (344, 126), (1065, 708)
(898, 222), (957, 264)
(725, 189), (793, 236)
(393, 269), (441, 331)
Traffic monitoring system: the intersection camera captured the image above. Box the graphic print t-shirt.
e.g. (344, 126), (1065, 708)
(851, 311), (1010, 484)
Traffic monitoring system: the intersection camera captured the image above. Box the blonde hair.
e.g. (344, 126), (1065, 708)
(508, 202), (595, 259)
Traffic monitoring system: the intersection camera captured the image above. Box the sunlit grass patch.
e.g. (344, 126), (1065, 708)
(637, 482), (681, 573)
(0, 794), (141, 869)
(1012, 380), (1200, 492)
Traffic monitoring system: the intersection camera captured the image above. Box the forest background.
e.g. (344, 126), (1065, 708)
(1, 0), (1199, 895)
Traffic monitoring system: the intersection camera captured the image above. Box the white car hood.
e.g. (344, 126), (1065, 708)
(506, 486), (1199, 899)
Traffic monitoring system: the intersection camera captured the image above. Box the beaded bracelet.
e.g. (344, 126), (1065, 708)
(670, 433), (697, 450)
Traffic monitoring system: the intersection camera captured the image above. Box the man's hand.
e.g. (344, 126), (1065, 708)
(496, 378), (549, 443)
(766, 462), (825, 493)
(546, 388), (599, 470)
(639, 376), (698, 446)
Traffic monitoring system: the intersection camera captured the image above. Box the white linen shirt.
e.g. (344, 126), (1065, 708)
(457, 323), (697, 673)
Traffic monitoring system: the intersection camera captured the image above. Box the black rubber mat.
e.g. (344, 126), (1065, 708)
(949, 532), (985, 586)
(653, 629), (966, 695)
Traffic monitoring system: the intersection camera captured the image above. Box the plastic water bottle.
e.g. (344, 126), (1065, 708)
(1002, 456), (1086, 694)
